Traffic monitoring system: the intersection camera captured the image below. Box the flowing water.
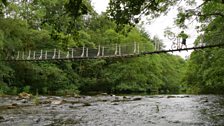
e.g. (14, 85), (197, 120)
(0, 95), (224, 126)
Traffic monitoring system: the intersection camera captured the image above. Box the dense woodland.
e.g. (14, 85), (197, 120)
(0, 0), (223, 95)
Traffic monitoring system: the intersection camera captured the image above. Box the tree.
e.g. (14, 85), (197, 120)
(107, 0), (176, 27)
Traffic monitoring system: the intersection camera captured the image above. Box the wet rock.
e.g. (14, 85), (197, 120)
(123, 96), (131, 100)
(12, 103), (18, 106)
(21, 99), (28, 103)
(112, 103), (119, 105)
(51, 100), (64, 105)
(200, 97), (209, 103)
(148, 120), (156, 124)
(181, 95), (190, 98)
(18, 92), (32, 99)
(7, 104), (17, 109)
(173, 120), (181, 123)
(40, 100), (51, 104)
(83, 102), (91, 106)
(64, 118), (76, 124)
(133, 97), (142, 101)
(112, 96), (123, 102)
(0, 116), (4, 121)
(69, 105), (75, 109)
(100, 93), (108, 96)
(34, 118), (41, 123)
(15, 96), (22, 100)
(73, 94), (81, 98)
(167, 96), (176, 98)
(156, 105), (159, 112)
(161, 116), (166, 119)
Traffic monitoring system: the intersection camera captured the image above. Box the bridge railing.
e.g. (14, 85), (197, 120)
(1, 40), (224, 61)
(2, 42), (152, 61)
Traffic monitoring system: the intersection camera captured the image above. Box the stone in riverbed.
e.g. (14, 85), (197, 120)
(112, 103), (119, 105)
(167, 96), (176, 98)
(181, 95), (190, 98)
(0, 116), (4, 120)
(51, 100), (64, 105)
(34, 118), (41, 123)
(7, 103), (18, 109)
(83, 102), (91, 106)
(100, 93), (108, 96)
(11, 103), (18, 106)
(133, 97), (142, 101)
(21, 99), (28, 103)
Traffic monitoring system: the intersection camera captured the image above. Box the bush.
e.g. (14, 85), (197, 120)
(9, 87), (18, 95)
(23, 85), (31, 93)
(0, 83), (10, 95)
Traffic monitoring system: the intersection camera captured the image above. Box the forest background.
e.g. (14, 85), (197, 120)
(0, 0), (224, 95)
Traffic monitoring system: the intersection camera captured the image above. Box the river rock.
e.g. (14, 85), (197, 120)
(0, 116), (4, 120)
(18, 92), (32, 99)
(40, 100), (51, 104)
(123, 96), (131, 101)
(133, 97), (142, 101)
(51, 100), (64, 105)
(7, 104), (17, 109)
(34, 118), (41, 123)
(112, 103), (119, 105)
(180, 95), (190, 98)
(21, 99), (28, 103)
(83, 102), (91, 106)
(167, 96), (176, 98)
(100, 93), (108, 96)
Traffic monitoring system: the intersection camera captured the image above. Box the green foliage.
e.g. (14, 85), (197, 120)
(107, 0), (176, 27)
(23, 85), (31, 93)
(33, 95), (40, 105)
(0, 83), (9, 95)
(0, 0), (187, 95)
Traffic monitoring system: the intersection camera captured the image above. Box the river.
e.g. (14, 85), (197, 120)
(0, 95), (224, 126)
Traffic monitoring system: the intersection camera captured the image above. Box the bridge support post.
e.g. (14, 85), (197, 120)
(137, 43), (140, 54)
(58, 50), (61, 59)
(39, 50), (43, 60)
(81, 46), (85, 57)
(16, 51), (20, 60)
(66, 49), (70, 59)
(33, 51), (36, 60)
(102, 46), (104, 56)
(71, 48), (74, 58)
(97, 45), (101, 57)
(27, 50), (31, 60)
(114, 44), (118, 55)
(45, 50), (48, 59)
(154, 41), (157, 50)
(86, 48), (89, 57)
(22, 51), (25, 60)
(118, 45), (121, 55)
(52, 49), (56, 59)
(134, 42), (137, 54)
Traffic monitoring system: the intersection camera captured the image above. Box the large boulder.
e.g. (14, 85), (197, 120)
(18, 92), (32, 99)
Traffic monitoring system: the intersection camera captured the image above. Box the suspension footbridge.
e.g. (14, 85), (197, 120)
(1, 42), (224, 62)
